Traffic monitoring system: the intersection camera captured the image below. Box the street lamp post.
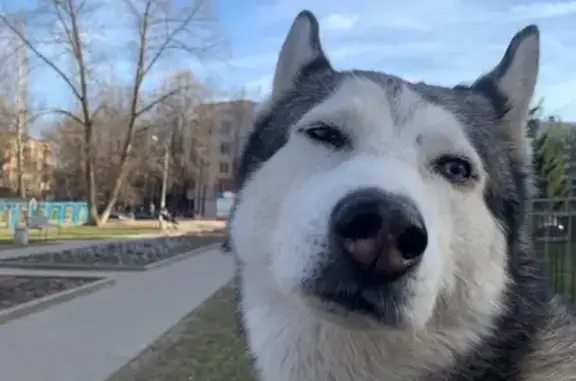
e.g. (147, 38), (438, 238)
(151, 124), (174, 212)
(159, 142), (169, 210)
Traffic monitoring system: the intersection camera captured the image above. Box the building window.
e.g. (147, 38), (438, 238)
(220, 143), (230, 154)
(219, 162), (229, 174)
(221, 121), (232, 135)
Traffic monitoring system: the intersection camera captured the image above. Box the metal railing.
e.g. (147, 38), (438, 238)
(528, 197), (576, 303)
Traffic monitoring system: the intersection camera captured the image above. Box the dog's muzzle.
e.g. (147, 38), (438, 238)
(302, 187), (428, 323)
(330, 187), (428, 281)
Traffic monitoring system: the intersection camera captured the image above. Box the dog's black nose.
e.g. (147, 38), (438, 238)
(330, 188), (428, 279)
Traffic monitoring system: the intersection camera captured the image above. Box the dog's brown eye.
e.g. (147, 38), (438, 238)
(304, 125), (349, 149)
(434, 156), (474, 183)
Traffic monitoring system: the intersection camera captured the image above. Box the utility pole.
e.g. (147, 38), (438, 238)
(13, 17), (28, 199)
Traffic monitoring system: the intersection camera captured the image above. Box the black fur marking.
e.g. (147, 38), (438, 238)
(305, 250), (408, 326)
(471, 78), (511, 119)
(234, 104), (287, 190)
(297, 56), (332, 84)
(454, 79), (511, 120)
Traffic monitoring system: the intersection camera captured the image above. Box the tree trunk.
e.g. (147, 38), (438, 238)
(86, 157), (100, 226)
(95, 141), (134, 227)
(16, 126), (25, 199)
(15, 18), (28, 200)
(84, 121), (100, 226)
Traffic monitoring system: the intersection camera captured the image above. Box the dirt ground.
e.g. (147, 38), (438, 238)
(0, 276), (99, 311)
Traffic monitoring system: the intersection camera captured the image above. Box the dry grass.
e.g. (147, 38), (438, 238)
(107, 284), (256, 381)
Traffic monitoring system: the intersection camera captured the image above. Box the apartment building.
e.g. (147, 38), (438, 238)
(213, 100), (256, 192)
(195, 99), (256, 189)
(0, 135), (56, 198)
(189, 99), (256, 217)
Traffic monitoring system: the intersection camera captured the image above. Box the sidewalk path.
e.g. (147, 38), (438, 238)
(0, 246), (234, 381)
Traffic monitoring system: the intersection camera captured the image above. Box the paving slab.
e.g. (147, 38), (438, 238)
(0, 246), (234, 381)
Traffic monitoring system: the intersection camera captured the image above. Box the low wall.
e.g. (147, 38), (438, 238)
(0, 200), (89, 228)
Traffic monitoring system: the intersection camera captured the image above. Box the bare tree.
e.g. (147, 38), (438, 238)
(43, 117), (84, 200)
(13, 18), (28, 199)
(0, 0), (224, 225)
(130, 69), (212, 216)
(45, 82), (160, 205)
(46, 75), (212, 213)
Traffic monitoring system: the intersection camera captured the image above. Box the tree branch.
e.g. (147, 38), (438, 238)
(65, 0), (92, 121)
(49, 0), (76, 49)
(140, 0), (204, 78)
(135, 85), (192, 118)
(90, 103), (106, 120)
(43, 107), (84, 125)
(0, 13), (83, 102)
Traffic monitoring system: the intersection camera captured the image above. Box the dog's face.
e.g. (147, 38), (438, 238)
(231, 11), (539, 330)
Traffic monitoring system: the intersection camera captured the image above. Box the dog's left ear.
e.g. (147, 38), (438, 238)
(271, 10), (333, 98)
(472, 25), (540, 154)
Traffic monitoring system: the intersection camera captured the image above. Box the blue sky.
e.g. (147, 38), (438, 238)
(207, 0), (576, 120)
(16, 0), (576, 128)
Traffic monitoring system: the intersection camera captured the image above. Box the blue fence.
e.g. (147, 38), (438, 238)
(0, 200), (89, 228)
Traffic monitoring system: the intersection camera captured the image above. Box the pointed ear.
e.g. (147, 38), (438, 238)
(271, 10), (333, 97)
(472, 25), (540, 156)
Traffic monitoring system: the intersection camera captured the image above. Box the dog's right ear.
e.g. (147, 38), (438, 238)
(272, 10), (333, 97)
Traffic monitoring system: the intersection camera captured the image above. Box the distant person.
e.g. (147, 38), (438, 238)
(159, 208), (178, 230)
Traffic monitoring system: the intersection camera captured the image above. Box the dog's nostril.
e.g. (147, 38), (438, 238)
(336, 211), (383, 240)
(396, 226), (428, 260)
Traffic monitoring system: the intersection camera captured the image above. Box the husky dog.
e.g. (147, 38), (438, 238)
(228, 10), (576, 381)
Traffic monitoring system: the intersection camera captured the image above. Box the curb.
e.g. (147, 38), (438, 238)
(0, 276), (116, 325)
(0, 243), (221, 272)
(144, 243), (221, 270)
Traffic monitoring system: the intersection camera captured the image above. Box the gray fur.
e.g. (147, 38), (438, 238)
(228, 9), (576, 381)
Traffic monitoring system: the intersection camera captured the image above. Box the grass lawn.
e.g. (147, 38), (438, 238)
(107, 284), (256, 381)
(0, 223), (162, 247)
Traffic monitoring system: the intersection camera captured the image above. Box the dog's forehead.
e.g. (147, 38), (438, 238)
(296, 71), (505, 158)
(344, 70), (500, 131)
(238, 69), (508, 189)
(344, 71), (507, 155)
(300, 72), (468, 141)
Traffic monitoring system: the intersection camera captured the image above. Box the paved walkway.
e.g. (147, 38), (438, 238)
(0, 246), (234, 381)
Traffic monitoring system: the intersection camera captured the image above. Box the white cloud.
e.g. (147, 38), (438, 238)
(229, 0), (576, 120)
(320, 13), (360, 31)
(510, 1), (576, 19)
(327, 40), (447, 61)
(253, 0), (576, 32)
